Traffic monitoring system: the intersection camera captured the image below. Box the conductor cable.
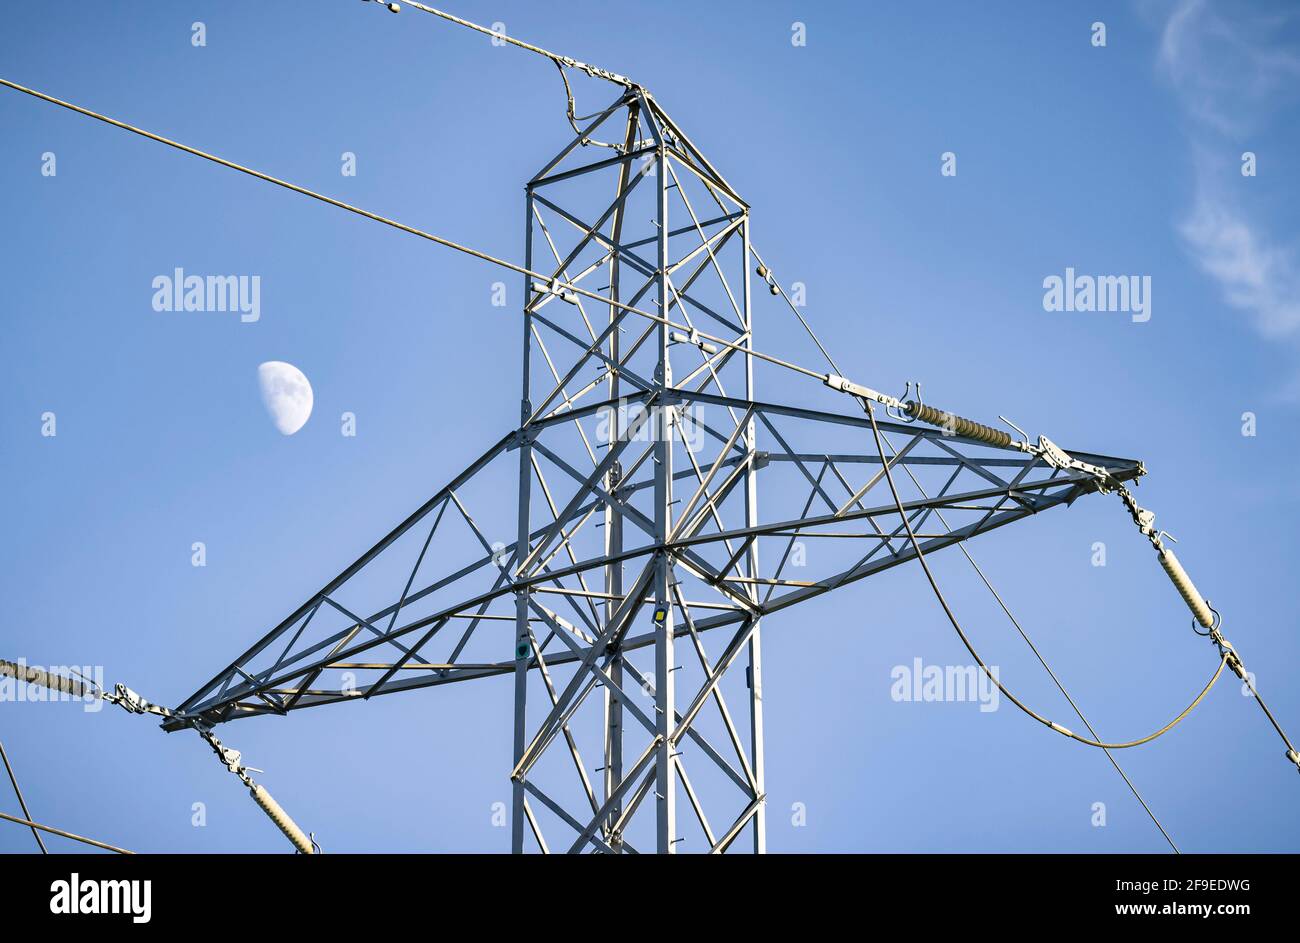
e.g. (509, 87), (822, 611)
(861, 399), (1227, 750)
(0, 77), (832, 390)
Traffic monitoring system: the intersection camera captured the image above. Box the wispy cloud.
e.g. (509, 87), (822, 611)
(1157, 0), (1300, 135)
(1151, 0), (1300, 393)
(1179, 152), (1300, 339)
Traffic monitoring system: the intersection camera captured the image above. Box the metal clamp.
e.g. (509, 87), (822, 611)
(998, 415), (1030, 448)
(107, 683), (179, 719)
(1038, 436), (1100, 476)
(886, 381), (921, 423)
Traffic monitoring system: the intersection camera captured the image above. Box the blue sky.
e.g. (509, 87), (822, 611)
(2, 0), (1298, 853)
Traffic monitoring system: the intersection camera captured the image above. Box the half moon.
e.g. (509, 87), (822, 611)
(257, 361), (314, 436)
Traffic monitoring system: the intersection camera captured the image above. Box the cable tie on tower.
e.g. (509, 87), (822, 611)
(669, 329), (718, 355)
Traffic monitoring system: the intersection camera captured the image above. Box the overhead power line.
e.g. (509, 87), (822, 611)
(1, 1), (1293, 857)
(0, 740), (47, 853)
(391, 0), (634, 86)
(0, 810), (133, 855)
(757, 258), (1180, 849)
(0, 76), (830, 388)
(860, 398), (1230, 749)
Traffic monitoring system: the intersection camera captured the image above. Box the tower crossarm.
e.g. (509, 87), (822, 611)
(165, 385), (1142, 732)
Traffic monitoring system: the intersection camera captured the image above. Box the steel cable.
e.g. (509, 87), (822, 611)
(0, 810), (133, 854)
(0, 77), (829, 387)
(875, 430), (1183, 850)
(758, 253), (1183, 844)
(862, 398), (1227, 750)
(0, 740), (47, 853)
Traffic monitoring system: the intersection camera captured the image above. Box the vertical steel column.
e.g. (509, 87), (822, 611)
(742, 215), (767, 853)
(602, 103), (639, 852)
(603, 464), (624, 850)
(652, 143), (677, 854)
(511, 188), (537, 854)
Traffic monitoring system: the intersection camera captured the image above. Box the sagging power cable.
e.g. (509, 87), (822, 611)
(844, 372), (1300, 771)
(859, 399), (1230, 750)
(758, 253), (1183, 846)
(827, 342), (1299, 764)
(554, 61), (623, 150)
(825, 355), (1294, 765)
(875, 429), (1183, 851)
(1115, 486), (1300, 772)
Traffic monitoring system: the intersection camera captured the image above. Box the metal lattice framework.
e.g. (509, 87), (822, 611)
(167, 88), (1141, 853)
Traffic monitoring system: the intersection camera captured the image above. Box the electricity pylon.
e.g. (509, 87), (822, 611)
(167, 87), (1142, 854)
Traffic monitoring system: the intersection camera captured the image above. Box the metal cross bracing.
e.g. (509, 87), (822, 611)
(164, 86), (1143, 854)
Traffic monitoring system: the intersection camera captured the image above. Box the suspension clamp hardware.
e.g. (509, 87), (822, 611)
(109, 683), (177, 718)
(1226, 652), (1247, 682)
(1210, 633), (1247, 680)
(217, 746), (243, 774)
(195, 726), (258, 788)
(111, 684), (149, 713)
(1037, 436), (1113, 485)
(823, 374), (902, 410)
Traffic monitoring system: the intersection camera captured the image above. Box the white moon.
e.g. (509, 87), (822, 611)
(257, 361), (314, 436)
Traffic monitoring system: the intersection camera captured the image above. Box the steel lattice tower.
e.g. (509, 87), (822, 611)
(165, 87), (1141, 854)
(5, 3), (1297, 859)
